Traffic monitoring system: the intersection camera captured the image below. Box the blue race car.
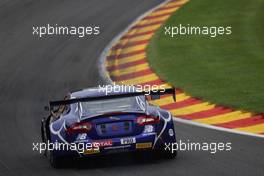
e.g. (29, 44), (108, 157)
(41, 86), (177, 168)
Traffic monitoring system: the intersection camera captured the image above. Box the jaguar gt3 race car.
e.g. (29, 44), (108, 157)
(41, 86), (177, 168)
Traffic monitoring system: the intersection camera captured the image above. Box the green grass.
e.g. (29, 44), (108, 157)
(147, 0), (264, 113)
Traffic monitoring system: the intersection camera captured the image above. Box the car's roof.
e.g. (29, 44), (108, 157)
(71, 85), (140, 98)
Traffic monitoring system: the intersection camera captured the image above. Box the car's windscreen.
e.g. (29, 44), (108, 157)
(80, 97), (144, 116)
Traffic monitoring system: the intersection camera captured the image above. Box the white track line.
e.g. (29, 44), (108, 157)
(173, 117), (264, 139)
(98, 0), (264, 139)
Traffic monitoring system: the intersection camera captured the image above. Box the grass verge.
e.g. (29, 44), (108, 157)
(147, 0), (264, 113)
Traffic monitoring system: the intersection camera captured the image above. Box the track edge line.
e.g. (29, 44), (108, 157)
(98, 0), (172, 85)
(173, 117), (264, 139)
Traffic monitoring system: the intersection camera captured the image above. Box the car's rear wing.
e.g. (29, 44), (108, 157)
(48, 87), (176, 110)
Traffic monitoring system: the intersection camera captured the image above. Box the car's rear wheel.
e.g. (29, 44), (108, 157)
(47, 149), (64, 168)
(40, 118), (47, 156)
(160, 149), (177, 159)
(158, 136), (177, 159)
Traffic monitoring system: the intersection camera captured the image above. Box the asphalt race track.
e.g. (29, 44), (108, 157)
(0, 0), (263, 176)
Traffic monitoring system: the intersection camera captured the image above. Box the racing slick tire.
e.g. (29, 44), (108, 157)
(160, 149), (177, 159)
(40, 118), (47, 156)
(158, 136), (178, 159)
(41, 118), (64, 168)
(47, 149), (64, 168)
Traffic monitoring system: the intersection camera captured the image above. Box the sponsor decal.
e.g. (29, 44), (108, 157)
(93, 140), (113, 147)
(168, 129), (174, 136)
(105, 145), (131, 150)
(77, 133), (87, 140)
(120, 137), (136, 145)
(143, 125), (154, 133)
(136, 142), (152, 149)
(83, 148), (100, 155)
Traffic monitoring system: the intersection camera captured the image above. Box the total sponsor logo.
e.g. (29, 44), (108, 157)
(76, 134), (113, 147)
(83, 139), (113, 155)
(93, 140), (113, 147)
